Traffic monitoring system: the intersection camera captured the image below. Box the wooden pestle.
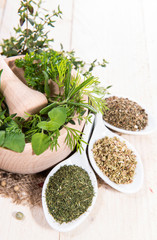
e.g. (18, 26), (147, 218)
(0, 56), (48, 118)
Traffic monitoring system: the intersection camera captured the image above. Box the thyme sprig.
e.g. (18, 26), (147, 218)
(0, 0), (110, 155)
(13, 50), (109, 154)
(0, 0), (62, 56)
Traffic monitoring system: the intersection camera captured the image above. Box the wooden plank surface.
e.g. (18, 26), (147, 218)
(0, 0), (157, 240)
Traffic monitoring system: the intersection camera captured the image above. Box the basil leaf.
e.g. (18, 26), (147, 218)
(37, 120), (56, 131)
(31, 133), (51, 155)
(3, 132), (25, 152)
(38, 107), (67, 131)
(0, 131), (5, 146)
(48, 106), (67, 126)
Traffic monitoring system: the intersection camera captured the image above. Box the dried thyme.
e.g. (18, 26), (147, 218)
(45, 165), (94, 224)
(103, 96), (148, 131)
(92, 136), (137, 184)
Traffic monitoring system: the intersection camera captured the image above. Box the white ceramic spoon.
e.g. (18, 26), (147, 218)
(88, 113), (144, 194)
(103, 95), (157, 135)
(42, 115), (98, 232)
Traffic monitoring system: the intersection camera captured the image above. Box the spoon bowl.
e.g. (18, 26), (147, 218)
(42, 115), (98, 232)
(88, 113), (144, 193)
(103, 95), (157, 135)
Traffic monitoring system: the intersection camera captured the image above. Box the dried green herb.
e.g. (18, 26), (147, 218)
(45, 165), (94, 223)
(92, 136), (137, 184)
(103, 96), (148, 131)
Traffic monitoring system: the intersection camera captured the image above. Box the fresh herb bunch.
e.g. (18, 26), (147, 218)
(0, 95), (25, 152)
(0, 0), (110, 155)
(0, 0), (62, 56)
(0, 0), (108, 77)
(13, 50), (109, 155)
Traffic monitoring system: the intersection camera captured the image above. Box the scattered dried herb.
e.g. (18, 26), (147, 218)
(92, 136), (137, 184)
(103, 96), (148, 131)
(45, 165), (94, 224)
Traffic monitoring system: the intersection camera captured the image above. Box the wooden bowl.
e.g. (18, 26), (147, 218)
(0, 56), (86, 174)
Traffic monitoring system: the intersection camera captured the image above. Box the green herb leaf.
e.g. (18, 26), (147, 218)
(3, 132), (25, 152)
(38, 107), (67, 131)
(68, 101), (97, 113)
(31, 133), (51, 155)
(65, 63), (71, 98)
(40, 102), (58, 115)
(43, 70), (50, 97)
(68, 76), (94, 98)
(48, 106), (67, 122)
(0, 131), (5, 146)
(37, 120), (55, 131)
(0, 69), (3, 87)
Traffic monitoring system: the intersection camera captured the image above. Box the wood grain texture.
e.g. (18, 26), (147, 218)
(0, 0), (157, 239)
(0, 56), (48, 118)
(0, 57), (87, 174)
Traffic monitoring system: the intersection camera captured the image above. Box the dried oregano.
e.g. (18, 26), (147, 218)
(103, 96), (148, 131)
(45, 165), (94, 224)
(92, 136), (137, 184)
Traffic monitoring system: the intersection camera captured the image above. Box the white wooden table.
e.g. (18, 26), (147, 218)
(0, 0), (157, 239)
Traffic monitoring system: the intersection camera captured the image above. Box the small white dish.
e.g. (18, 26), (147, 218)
(42, 115), (98, 232)
(103, 95), (157, 135)
(88, 113), (144, 194)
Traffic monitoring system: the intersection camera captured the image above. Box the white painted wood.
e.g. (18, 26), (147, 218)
(0, 0), (157, 239)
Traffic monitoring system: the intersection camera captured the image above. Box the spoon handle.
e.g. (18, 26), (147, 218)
(95, 112), (111, 133)
(80, 114), (95, 152)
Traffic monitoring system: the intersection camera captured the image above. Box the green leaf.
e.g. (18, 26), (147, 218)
(3, 132), (25, 152)
(48, 106), (67, 125)
(38, 107), (67, 131)
(28, 18), (34, 26)
(40, 102), (58, 115)
(31, 133), (51, 155)
(43, 70), (50, 97)
(20, 17), (25, 26)
(28, 5), (34, 15)
(68, 76), (94, 98)
(0, 69), (3, 87)
(0, 96), (5, 112)
(37, 120), (55, 131)
(68, 101), (97, 113)
(65, 63), (71, 98)
(0, 110), (6, 120)
(0, 131), (5, 146)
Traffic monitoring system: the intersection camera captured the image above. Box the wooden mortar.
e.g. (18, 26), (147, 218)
(0, 55), (48, 118)
(0, 56), (87, 174)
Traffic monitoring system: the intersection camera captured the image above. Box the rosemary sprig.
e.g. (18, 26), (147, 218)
(0, 0), (110, 155)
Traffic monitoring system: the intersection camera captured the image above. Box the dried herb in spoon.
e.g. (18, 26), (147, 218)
(92, 136), (137, 184)
(103, 96), (148, 131)
(45, 165), (94, 224)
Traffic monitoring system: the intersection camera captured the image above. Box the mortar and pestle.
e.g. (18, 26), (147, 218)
(0, 56), (86, 174)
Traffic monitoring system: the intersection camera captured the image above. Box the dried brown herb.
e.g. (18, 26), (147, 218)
(92, 136), (137, 184)
(45, 165), (94, 224)
(103, 96), (148, 131)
